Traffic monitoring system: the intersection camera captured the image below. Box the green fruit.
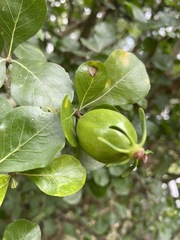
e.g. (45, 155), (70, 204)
(76, 108), (147, 165)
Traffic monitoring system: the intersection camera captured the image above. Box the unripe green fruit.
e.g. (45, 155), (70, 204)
(76, 108), (146, 164)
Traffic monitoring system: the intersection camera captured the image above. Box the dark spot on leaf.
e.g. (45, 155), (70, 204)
(88, 66), (98, 77)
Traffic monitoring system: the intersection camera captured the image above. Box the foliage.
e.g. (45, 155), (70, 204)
(0, 0), (180, 239)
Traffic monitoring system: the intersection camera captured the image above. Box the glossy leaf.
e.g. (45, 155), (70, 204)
(0, 174), (10, 206)
(88, 49), (150, 107)
(3, 219), (41, 240)
(0, 58), (6, 87)
(25, 155), (86, 197)
(11, 60), (74, 111)
(0, 97), (13, 120)
(14, 42), (46, 62)
(75, 61), (107, 110)
(60, 95), (78, 147)
(0, 0), (47, 56)
(0, 106), (65, 172)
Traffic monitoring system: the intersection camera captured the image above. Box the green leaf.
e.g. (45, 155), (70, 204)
(137, 98), (148, 109)
(14, 42), (46, 62)
(61, 36), (80, 53)
(152, 52), (173, 71)
(92, 168), (109, 187)
(74, 146), (105, 171)
(109, 165), (129, 177)
(111, 177), (132, 196)
(25, 155), (86, 197)
(0, 174), (10, 206)
(90, 104), (119, 112)
(121, 160), (139, 178)
(125, 2), (147, 23)
(63, 190), (82, 205)
(80, 22), (116, 53)
(3, 219), (41, 240)
(138, 108), (147, 146)
(0, 0), (47, 57)
(0, 106), (65, 172)
(155, 156), (171, 176)
(74, 61), (107, 110)
(60, 96), (78, 147)
(88, 49), (150, 107)
(0, 58), (6, 87)
(0, 97), (13, 120)
(145, 150), (153, 155)
(88, 179), (107, 198)
(11, 60), (74, 111)
(36, 29), (44, 41)
(10, 177), (19, 189)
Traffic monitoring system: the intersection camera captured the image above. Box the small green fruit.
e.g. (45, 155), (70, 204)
(76, 108), (147, 165)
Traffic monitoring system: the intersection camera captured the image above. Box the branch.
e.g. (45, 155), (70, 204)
(57, 210), (106, 240)
(67, 0), (74, 24)
(4, 65), (17, 108)
(80, 1), (100, 39)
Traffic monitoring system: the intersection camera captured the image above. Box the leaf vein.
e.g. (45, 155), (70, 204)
(0, 117), (56, 164)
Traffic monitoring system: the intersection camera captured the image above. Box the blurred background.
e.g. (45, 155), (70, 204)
(0, 0), (180, 239)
